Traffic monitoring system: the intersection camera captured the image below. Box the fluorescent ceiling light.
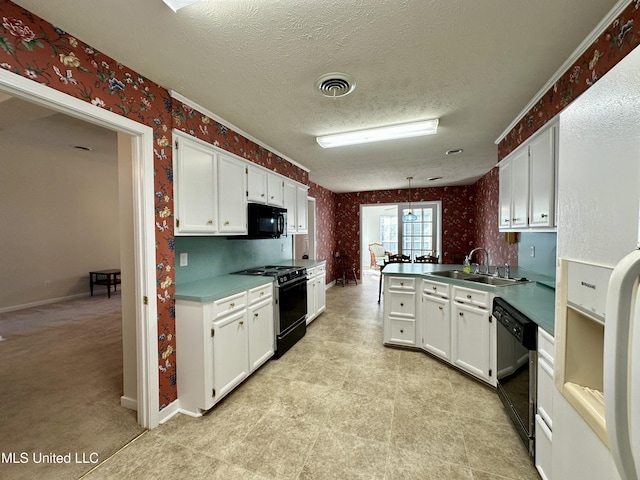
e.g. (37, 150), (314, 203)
(316, 119), (439, 148)
(162, 0), (200, 12)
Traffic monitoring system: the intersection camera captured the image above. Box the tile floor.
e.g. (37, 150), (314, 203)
(85, 276), (539, 480)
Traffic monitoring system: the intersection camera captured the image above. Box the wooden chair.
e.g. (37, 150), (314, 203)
(378, 254), (411, 303)
(415, 253), (439, 264)
(335, 253), (358, 287)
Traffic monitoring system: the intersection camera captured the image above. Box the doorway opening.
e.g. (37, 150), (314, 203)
(0, 69), (158, 433)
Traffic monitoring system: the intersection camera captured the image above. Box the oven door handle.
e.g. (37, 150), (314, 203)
(279, 277), (307, 290)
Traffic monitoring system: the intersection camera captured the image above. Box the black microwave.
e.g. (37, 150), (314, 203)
(247, 203), (287, 238)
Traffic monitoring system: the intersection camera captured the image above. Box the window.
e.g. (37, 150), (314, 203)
(377, 201), (441, 261)
(401, 204), (439, 260)
(379, 215), (398, 254)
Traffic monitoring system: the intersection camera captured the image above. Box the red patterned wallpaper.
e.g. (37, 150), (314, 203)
(308, 181), (338, 281)
(172, 102), (308, 185)
(499, 1), (640, 158)
(474, 167), (518, 266)
(334, 185), (477, 276)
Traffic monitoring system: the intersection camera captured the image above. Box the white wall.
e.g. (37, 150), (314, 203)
(1, 115), (120, 310)
(361, 204), (397, 271)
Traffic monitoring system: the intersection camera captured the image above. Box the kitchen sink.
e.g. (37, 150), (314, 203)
(429, 270), (529, 286)
(428, 270), (479, 280)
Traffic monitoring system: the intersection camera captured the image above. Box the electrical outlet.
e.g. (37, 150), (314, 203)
(530, 246), (535, 258)
(179, 252), (188, 267)
(281, 243), (285, 252)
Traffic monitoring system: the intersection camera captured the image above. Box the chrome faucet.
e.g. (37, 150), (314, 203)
(468, 247), (490, 275)
(504, 263), (510, 279)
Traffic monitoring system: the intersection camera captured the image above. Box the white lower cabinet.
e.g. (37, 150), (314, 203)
(176, 282), (274, 415)
(212, 306), (249, 401)
(383, 276), (416, 347)
(452, 299), (496, 386)
(305, 263), (326, 324)
(383, 277), (497, 386)
(536, 328), (555, 480)
(421, 279), (451, 361)
(248, 284), (274, 372)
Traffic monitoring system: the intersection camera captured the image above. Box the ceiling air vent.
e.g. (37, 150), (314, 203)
(316, 73), (355, 98)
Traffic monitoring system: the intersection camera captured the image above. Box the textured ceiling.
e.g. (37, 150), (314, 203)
(10, 0), (619, 192)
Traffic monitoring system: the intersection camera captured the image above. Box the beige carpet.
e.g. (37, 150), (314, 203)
(0, 294), (146, 480)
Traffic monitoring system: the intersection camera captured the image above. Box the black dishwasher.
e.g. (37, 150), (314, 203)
(493, 297), (538, 456)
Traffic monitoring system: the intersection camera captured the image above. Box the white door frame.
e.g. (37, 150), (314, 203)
(0, 69), (159, 429)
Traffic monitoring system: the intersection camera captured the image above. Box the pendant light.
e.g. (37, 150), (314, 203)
(403, 176), (418, 222)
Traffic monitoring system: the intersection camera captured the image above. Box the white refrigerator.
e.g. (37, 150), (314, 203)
(553, 42), (640, 480)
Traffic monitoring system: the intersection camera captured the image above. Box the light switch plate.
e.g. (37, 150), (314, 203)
(530, 246), (535, 258)
(179, 252), (188, 267)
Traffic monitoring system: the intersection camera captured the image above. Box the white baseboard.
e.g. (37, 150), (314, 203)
(120, 396), (138, 411)
(0, 292), (91, 313)
(158, 400), (182, 424)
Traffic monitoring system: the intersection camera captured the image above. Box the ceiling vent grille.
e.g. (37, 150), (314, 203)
(316, 73), (355, 98)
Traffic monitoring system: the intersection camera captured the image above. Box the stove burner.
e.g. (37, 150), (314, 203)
(233, 265), (307, 285)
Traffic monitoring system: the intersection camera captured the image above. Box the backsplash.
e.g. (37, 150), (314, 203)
(174, 236), (293, 284)
(517, 232), (557, 278)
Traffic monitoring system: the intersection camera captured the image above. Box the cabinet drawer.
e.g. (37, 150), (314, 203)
(306, 266), (317, 278)
(213, 291), (247, 318)
(389, 319), (416, 346)
(538, 329), (555, 365)
(537, 355), (554, 429)
(422, 279), (450, 298)
(535, 414), (553, 480)
(388, 276), (416, 291)
(388, 291), (416, 318)
(248, 283), (273, 305)
(453, 286), (490, 308)
(315, 264), (326, 274)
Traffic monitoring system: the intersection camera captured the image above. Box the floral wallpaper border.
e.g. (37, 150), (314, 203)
(499, 0), (640, 158)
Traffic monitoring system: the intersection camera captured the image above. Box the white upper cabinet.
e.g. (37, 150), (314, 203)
(267, 173), (284, 207)
(283, 180), (297, 233)
(499, 159), (512, 230)
(173, 129), (306, 236)
(247, 164), (268, 203)
(498, 122), (557, 232)
(528, 125), (556, 228)
(296, 185), (308, 233)
(511, 148), (530, 229)
(174, 132), (218, 234)
(247, 165), (285, 207)
(217, 153), (247, 234)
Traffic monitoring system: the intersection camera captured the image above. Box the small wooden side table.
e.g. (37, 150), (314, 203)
(90, 269), (121, 298)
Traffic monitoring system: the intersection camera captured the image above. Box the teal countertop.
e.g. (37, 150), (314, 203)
(174, 275), (274, 303)
(382, 263), (556, 335)
(174, 259), (326, 303)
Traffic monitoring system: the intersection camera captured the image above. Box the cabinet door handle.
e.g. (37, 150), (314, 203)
(230, 302), (235, 308)
(207, 220), (213, 225)
(224, 221), (230, 226)
(239, 320), (244, 325)
(400, 282), (404, 286)
(400, 303), (404, 307)
(438, 306), (443, 310)
(466, 294), (472, 299)
(432, 286), (437, 290)
(541, 213), (548, 218)
(459, 312), (464, 316)
(261, 193), (265, 197)
(400, 329), (404, 333)
(254, 313), (259, 317)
